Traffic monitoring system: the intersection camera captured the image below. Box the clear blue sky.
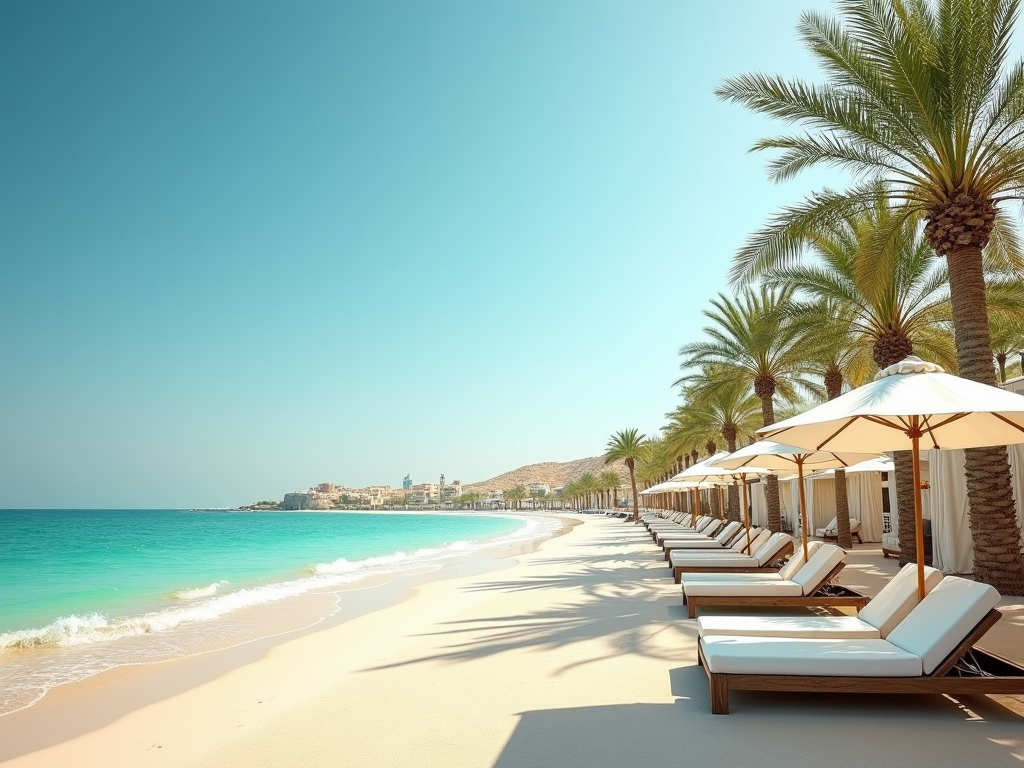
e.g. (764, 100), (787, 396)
(1, 0), (856, 507)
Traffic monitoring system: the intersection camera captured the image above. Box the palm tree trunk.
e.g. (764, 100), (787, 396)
(946, 243), (1024, 594)
(627, 458), (640, 522)
(724, 427), (740, 522)
(755, 380), (782, 533)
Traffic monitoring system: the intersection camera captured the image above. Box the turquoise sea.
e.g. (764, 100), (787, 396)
(0, 509), (546, 713)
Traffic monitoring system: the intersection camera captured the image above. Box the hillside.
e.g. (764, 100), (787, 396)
(463, 456), (630, 493)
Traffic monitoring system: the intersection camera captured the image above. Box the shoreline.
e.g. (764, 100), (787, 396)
(2, 515), (1022, 768)
(0, 512), (579, 762)
(0, 508), (550, 715)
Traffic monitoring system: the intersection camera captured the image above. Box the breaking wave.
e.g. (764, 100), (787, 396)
(0, 514), (548, 654)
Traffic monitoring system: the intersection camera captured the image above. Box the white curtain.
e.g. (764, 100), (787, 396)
(845, 472), (884, 542)
(1008, 445), (1024, 553)
(748, 481), (768, 527)
(928, 449), (973, 574)
(807, 477), (836, 533)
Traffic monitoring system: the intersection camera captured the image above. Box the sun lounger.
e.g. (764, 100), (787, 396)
(696, 565), (942, 638)
(670, 532), (794, 583)
(653, 519), (723, 545)
(815, 515), (862, 543)
(666, 528), (772, 566)
(688, 557), (935, 622)
(681, 541), (823, 584)
(697, 576), (1024, 714)
(660, 522), (747, 558)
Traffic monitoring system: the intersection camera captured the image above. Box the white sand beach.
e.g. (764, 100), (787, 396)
(2, 515), (1023, 768)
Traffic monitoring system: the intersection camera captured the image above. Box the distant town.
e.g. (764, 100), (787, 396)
(239, 475), (572, 512)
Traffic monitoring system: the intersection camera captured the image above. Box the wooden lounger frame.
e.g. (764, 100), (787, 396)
(672, 541), (795, 584)
(683, 563), (869, 618)
(698, 609), (1024, 714)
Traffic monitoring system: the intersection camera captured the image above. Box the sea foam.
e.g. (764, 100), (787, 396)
(0, 517), (549, 654)
(173, 581), (228, 600)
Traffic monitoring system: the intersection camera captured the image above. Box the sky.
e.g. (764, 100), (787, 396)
(1, 0), (859, 508)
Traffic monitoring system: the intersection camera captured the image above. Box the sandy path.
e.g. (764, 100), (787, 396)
(4, 516), (1023, 767)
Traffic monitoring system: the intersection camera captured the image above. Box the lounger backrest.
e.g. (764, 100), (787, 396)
(753, 533), (794, 565)
(790, 544), (845, 594)
(725, 526), (759, 547)
(696, 516), (714, 532)
(886, 576), (1001, 674)
(713, 521), (742, 543)
(731, 528), (771, 554)
(777, 540), (815, 580)
(702, 519), (725, 537)
(858, 563), (944, 638)
(823, 516), (838, 531)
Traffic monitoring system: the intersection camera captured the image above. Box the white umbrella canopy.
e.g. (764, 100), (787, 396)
(757, 357), (1024, 453)
(672, 452), (731, 479)
(641, 480), (714, 494)
(713, 440), (881, 473)
(712, 441), (881, 561)
(757, 356), (1024, 598)
(808, 455), (900, 478)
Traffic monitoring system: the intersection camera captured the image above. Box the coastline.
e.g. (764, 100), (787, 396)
(3, 515), (1023, 768)
(0, 512), (579, 763)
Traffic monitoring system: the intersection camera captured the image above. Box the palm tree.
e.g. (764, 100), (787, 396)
(989, 297), (1024, 382)
(679, 286), (819, 532)
(599, 470), (621, 510)
(716, 0), (1024, 592)
(604, 429), (650, 521)
(787, 299), (875, 549)
(666, 366), (762, 521)
(741, 192), (957, 559)
(504, 485), (527, 510)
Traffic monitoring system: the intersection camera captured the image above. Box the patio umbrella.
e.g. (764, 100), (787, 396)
(672, 464), (772, 553)
(756, 356), (1024, 598)
(712, 441), (881, 562)
(670, 453), (733, 524)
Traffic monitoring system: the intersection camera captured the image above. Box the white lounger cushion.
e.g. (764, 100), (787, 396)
(697, 614), (881, 639)
(775, 541), (822, 581)
(671, 553), (760, 568)
(685, 580), (803, 597)
(724, 528), (770, 552)
(663, 539), (731, 549)
(682, 572), (786, 584)
(730, 528), (771, 554)
(790, 544), (846, 595)
(886, 576), (1001, 674)
(858, 563), (944, 638)
(700, 635), (922, 676)
(752, 533), (795, 565)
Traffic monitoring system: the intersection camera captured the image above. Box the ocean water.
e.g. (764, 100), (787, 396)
(0, 509), (550, 714)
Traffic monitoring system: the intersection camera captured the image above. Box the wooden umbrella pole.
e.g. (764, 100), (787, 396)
(911, 416), (926, 601)
(690, 489), (698, 527)
(797, 457), (809, 562)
